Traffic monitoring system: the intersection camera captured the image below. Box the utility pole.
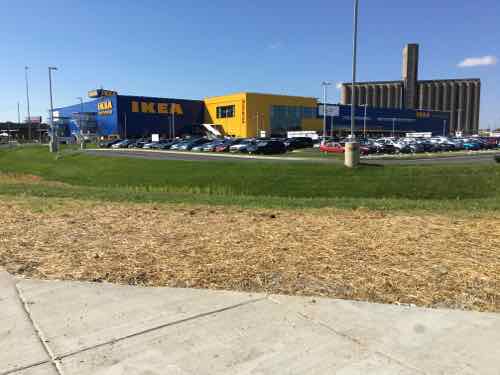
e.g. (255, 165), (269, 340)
(124, 113), (127, 139)
(77, 97), (85, 148)
(321, 81), (332, 143)
(171, 109), (175, 139)
(345, 0), (360, 168)
(256, 112), (260, 138)
(362, 104), (368, 138)
(48, 66), (58, 153)
(457, 108), (463, 136)
(25, 66), (31, 141)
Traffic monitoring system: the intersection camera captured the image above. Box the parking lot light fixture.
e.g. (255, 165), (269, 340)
(321, 81), (332, 143)
(345, 0), (361, 168)
(48, 66), (58, 153)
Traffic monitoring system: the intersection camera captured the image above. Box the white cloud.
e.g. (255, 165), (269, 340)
(458, 56), (497, 68)
(267, 42), (282, 50)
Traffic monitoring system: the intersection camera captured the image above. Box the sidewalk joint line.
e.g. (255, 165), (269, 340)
(0, 360), (50, 375)
(14, 283), (65, 375)
(55, 296), (268, 361)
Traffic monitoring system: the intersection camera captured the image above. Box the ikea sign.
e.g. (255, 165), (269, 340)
(131, 101), (183, 115)
(97, 100), (113, 115)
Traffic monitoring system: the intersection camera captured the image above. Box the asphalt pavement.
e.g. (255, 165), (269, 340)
(87, 148), (499, 165)
(2, 270), (500, 375)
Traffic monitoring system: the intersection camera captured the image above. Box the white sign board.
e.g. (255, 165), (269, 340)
(405, 132), (432, 138)
(151, 134), (160, 142)
(287, 131), (319, 140)
(259, 131), (267, 138)
(318, 105), (340, 117)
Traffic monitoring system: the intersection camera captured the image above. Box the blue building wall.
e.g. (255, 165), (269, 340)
(54, 96), (118, 136)
(321, 105), (450, 136)
(116, 96), (204, 138)
(55, 95), (204, 138)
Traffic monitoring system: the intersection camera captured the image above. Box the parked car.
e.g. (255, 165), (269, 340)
(111, 139), (135, 148)
(215, 139), (241, 152)
(284, 137), (314, 151)
(229, 139), (256, 153)
(245, 140), (287, 155)
(99, 139), (122, 148)
(176, 138), (211, 151)
(192, 139), (224, 152)
(320, 142), (345, 153)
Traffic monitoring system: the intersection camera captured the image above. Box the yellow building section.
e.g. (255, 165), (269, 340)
(204, 92), (323, 138)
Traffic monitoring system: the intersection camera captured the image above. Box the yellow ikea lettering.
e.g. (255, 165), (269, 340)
(141, 102), (156, 113)
(171, 103), (183, 115)
(131, 101), (184, 115)
(157, 103), (169, 114)
(97, 101), (112, 111)
(131, 101), (140, 112)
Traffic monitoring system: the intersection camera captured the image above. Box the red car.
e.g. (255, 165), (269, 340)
(320, 142), (371, 155)
(320, 142), (345, 153)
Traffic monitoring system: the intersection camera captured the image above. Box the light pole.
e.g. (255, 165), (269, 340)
(345, 0), (360, 168)
(457, 108), (463, 136)
(321, 81), (332, 143)
(171, 109), (175, 139)
(77, 97), (85, 148)
(48, 66), (58, 153)
(392, 118), (396, 138)
(443, 119), (447, 137)
(25, 66), (31, 141)
(361, 104), (368, 138)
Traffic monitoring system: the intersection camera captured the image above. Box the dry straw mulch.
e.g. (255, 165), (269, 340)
(1, 197), (499, 312)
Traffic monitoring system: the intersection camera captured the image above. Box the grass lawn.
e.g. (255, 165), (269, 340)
(0, 145), (498, 210)
(1, 146), (499, 312)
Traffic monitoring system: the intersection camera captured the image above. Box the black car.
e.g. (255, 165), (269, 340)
(284, 137), (314, 151)
(246, 140), (287, 155)
(98, 139), (122, 148)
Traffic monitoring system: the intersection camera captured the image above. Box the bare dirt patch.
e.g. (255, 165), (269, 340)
(1, 197), (499, 312)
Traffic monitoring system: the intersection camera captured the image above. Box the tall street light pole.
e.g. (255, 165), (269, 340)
(345, 0), (360, 168)
(321, 81), (332, 143)
(48, 66), (58, 153)
(77, 97), (84, 148)
(25, 66), (31, 141)
(362, 104), (368, 138)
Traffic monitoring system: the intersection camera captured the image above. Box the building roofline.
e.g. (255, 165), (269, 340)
(204, 92), (317, 100)
(341, 78), (481, 86)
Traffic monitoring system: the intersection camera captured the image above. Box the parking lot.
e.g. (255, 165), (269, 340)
(97, 135), (500, 160)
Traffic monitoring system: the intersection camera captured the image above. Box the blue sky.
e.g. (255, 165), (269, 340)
(1, 0), (499, 128)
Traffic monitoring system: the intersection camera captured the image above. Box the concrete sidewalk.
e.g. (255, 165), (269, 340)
(1, 271), (499, 375)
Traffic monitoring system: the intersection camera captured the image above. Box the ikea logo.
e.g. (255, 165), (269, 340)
(416, 111), (431, 119)
(131, 101), (183, 115)
(97, 101), (113, 115)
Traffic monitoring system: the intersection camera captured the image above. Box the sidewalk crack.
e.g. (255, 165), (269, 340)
(13, 283), (65, 375)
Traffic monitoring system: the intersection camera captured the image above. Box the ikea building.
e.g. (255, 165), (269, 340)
(53, 89), (450, 139)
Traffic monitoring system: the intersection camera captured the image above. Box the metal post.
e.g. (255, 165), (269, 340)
(171, 110), (175, 139)
(25, 66), (31, 142)
(392, 118), (396, 138)
(256, 112), (259, 138)
(321, 82), (331, 143)
(363, 104), (367, 138)
(77, 97), (84, 149)
(330, 114), (334, 138)
(124, 112), (127, 139)
(457, 108), (462, 135)
(345, 0), (360, 168)
(48, 66), (58, 153)
(443, 120), (447, 137)
(350, 0), (359, 139)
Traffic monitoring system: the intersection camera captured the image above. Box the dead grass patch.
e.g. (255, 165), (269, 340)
(1, 197), (499, 312)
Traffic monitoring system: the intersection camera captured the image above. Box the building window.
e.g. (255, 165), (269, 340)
(216, 105), (235, 119)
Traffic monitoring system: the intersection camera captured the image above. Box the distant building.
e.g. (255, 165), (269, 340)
(340, 44), (481, 135)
